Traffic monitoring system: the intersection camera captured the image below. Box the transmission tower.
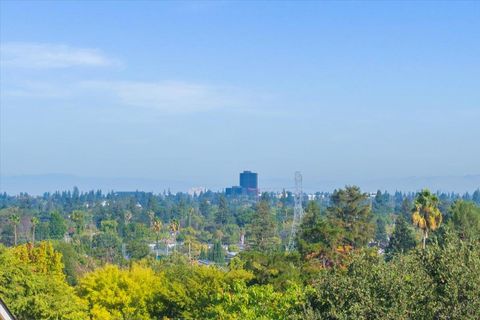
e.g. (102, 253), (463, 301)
(287, 171), (304, 251)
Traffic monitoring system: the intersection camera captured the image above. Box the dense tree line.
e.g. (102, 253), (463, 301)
(0, 186), (479, 319)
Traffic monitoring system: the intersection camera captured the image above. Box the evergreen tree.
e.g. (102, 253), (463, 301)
(71, 210), (86, 234)
(472, 189), (480, 206)
(208, 240), (225, 264)
(297, 201), (343, 267)
(327, 186), (374, 248)
(215, 195), (229, 225)
(199, 247), (207, 260)
(374, 217), (388, 247)
(448, 200), (480, 241)
(400, 197), (412, 220)
(247, 200), (279, 252)
(49, 211), (67, 239)
(385, 215), (416, 258)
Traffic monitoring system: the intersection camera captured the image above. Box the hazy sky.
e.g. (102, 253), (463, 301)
(1, 1), (479, 192)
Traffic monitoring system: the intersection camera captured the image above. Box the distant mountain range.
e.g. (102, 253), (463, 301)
(1, 173), (479, 195)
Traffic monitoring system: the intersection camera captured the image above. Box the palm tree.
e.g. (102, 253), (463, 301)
(124, 210), (133, 225)
(169, 219), (179, 252)
(411, 189), (443, 249)
(31, 217), (39, 245)
(9, 214), (20, 246)
(152, 219), (162, 258)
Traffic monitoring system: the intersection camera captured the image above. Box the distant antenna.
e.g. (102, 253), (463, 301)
(287, 171), (304, 251)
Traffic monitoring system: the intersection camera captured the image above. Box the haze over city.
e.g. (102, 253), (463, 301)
(1, 1), (479, 194)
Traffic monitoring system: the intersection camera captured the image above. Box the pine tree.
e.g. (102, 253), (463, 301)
(375, 218), (388, 247)
(327, 186), (374, 248)
(247, 200), (279, 252)
(385, 215), (416, 258)
(215, 195), (229, 225)
(297, 201), (343, 267)
(49, 211), (67, 239)
(199, 247), (207, 260)
(208, 240), (225, 264)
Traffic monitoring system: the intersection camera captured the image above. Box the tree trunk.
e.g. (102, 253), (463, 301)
(32, 226), (36, 245)
(14, 225), (17, 246)
(422, 229), (428, 249)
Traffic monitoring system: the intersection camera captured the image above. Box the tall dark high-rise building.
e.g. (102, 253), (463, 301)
(240, 171), (258, 190)
(225, 170), (258, 196)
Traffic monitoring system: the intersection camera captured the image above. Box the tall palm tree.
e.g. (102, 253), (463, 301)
(412, 189), (443, 249)
(9, 214), (20, 246)
(124, 210), (133, 225)
(152, 219), (162, 258)
(31, 216), (39, 245)
(169, 219), (179, 252)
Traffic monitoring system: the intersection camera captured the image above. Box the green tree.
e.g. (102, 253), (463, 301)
(92, 232), (122, 264)
(374, 217), (388, 246)
(400, 197), (412, 220)
(297, 201), (343, 267)
(49, 211), (67, 240)
(472, 189), (480, 205)
(309, 250), (437, 319)
(71, 210), (86, 234)
(126, 240), (150, 260)
(373, 190), (391, 215)
(240, 251), (303, 289)
(77, 264), (159, 320)
(418, 232), (480, 319)
(215, 195), (230, 225)
(208, 240), (225, 264)
(385, 215), (417, 258)
(411, 189), (443, 249)
(93, 220), (122, 263)
(0, 242), (88, 319)
(53, 241), (84, 285)
(327, 186), (374, 248)
(448, 200), (480, 241)
(199, 246), (208, 260)
(247, 200), (279, 252)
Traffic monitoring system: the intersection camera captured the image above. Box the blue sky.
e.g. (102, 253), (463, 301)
(1, 1), (479, 193)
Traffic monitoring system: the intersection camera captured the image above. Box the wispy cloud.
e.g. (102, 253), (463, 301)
(2, 79), (266, 114)
(0, 42), (270, 114)
(0, 42), (118, 68)
(80, 80), (251, 113)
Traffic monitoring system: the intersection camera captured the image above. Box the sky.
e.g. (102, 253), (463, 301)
(1, 1), (479, 193)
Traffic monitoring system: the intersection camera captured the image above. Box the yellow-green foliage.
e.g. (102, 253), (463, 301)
(77, 264), (160, 320)
(0, 242), (88, 320)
